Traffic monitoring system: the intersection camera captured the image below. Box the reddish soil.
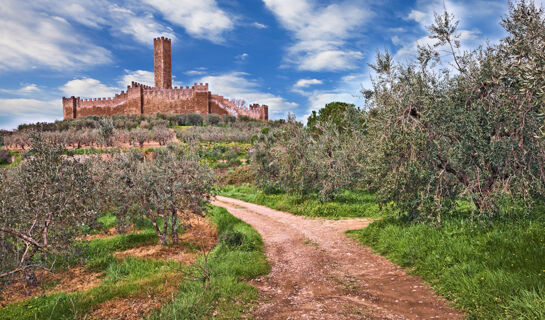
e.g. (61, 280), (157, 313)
(213, 196), (464, 320)
(0, 267), (103, 306)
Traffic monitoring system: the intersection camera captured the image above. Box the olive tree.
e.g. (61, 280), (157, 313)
(91, 152), (141, 233)
(0, 135), (98, 285)
(364, 1), (545, 221)
(130, 128), (150, 148)
(134, 147), (215, 245)
(152, 127), (174, 146)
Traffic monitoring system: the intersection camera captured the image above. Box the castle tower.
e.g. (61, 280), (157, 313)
(154, 37), (172, 89)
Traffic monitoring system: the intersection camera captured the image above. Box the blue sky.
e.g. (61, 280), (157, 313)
(0, 0), (518, 129)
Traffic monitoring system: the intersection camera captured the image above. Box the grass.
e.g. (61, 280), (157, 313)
(347, 213), (545, 319)
(151, 205), (269, 319)
(0, 150), (21, 168)
(0, 229), (172, 320)
(0, 206), (268, 320)
(219, 184), (380, 218)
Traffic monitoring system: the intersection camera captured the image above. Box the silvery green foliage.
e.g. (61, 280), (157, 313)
(0, 134), (98, 284)
(134, 147), (215, 245)
(252, 112), (366, 200)
(364, 0), (545, 221)
(130, 128), (150, 148)
(91, 152), (142, 233)
(152, 127), (175, 146)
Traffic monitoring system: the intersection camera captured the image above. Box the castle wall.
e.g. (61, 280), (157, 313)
(63, 82), (268, 121)
(61, 37), (270, 121)
(142, 83), (209, 115)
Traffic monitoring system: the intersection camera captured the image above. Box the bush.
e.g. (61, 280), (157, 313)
(186, 113), (203, 126)
(175, 114), (187, 126)
(152, 127), (174, 145)
(205, 114), (222, 125)
(223, 115), (236, 123)
(130, 129), (150, 148)
(219, 166), (255, 185)
(150, 119), (169, 128)
(0, 150), (11, 165)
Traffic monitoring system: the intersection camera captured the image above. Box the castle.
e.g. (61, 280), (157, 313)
(62, 37), (268, 121)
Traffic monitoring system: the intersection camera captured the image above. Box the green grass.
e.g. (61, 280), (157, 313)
(219, 184), (380, 218)
(1, 207), (268, 320)
(81, 230), (158, 271)
(151, 205), (269, 319)
(0, 150), (21, 168)
(0, 229), (171, 320)
(347, 214), (545, 319)
(96, 212), (116, 230)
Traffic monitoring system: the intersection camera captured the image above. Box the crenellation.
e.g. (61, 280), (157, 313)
(62, 37), (268, 121)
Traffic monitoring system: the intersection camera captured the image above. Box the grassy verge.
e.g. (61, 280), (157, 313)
(347, 215), (545, 319)
(219, 184), (380, 218)
(151, 205), (269, 319)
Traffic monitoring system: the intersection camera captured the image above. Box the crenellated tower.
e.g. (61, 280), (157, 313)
(154, 37), (172, 89)
(61, 36), (270, 121)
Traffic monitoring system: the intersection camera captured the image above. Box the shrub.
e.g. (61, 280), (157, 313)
(152, 127), (174, 146)
(205, 114), (222, 125)
(130, 129), (150, 148)
(186, 113), (204, 126)
(219, 166), (256, 185)
(0, 150), (11, 165)
(175, 114), (187, 126)
(150, 119), (169, 129)
(223, 115), (236, 123)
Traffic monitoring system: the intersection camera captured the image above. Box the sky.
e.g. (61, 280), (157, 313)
(0, 0), (519, 129)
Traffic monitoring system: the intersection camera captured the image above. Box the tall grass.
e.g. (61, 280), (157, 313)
(348, 213), (545, 319)
(219, 184), (380, 218)
(151, 206), (269, 319)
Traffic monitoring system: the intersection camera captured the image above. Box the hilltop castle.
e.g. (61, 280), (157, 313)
(62, 37), (268, 121)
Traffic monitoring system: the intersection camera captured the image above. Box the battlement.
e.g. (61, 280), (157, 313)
(62, 37), (271, 121)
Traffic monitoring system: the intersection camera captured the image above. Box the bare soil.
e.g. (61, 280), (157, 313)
(213, 196), (464, 320)
(86, 273), (180, 320)
(0, 267), (103, 306)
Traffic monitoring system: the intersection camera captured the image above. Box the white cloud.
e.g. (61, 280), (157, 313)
(0, 98), (61, 130)
(407, 10), (427, 23)
(294, 79), (322, 88)
(396, 0), (507, 63)
(60, 78), (119, 98)
(297, 72), (370, 124)
(185, 70), (207, 76)
(263, 0), (371, 71)
(142, 0), (234, 43)
(0, 84), (41, 95)
(196, 72), (298, 118)
(391, 35), (402, 45)
(252, 22), (268, 29)
(109, 6), (175, 44)
(119, 70), (155, 87)
(0, 0), (111, 71)
(236, 53), (249, 61)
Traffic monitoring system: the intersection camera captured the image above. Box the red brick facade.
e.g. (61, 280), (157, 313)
(62, 37), (268, 121)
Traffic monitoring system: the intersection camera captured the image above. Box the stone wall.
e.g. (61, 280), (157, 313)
(62, 37), (269, 121)
(62, 82), (269, 121)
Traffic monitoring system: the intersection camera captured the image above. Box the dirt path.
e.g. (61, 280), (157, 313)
(212, 196), (463, 320)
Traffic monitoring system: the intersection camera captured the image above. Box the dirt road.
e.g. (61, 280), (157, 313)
(212, 196), (463, 320)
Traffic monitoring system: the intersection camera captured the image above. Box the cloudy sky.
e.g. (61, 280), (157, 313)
(0, 0), (516, 129)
